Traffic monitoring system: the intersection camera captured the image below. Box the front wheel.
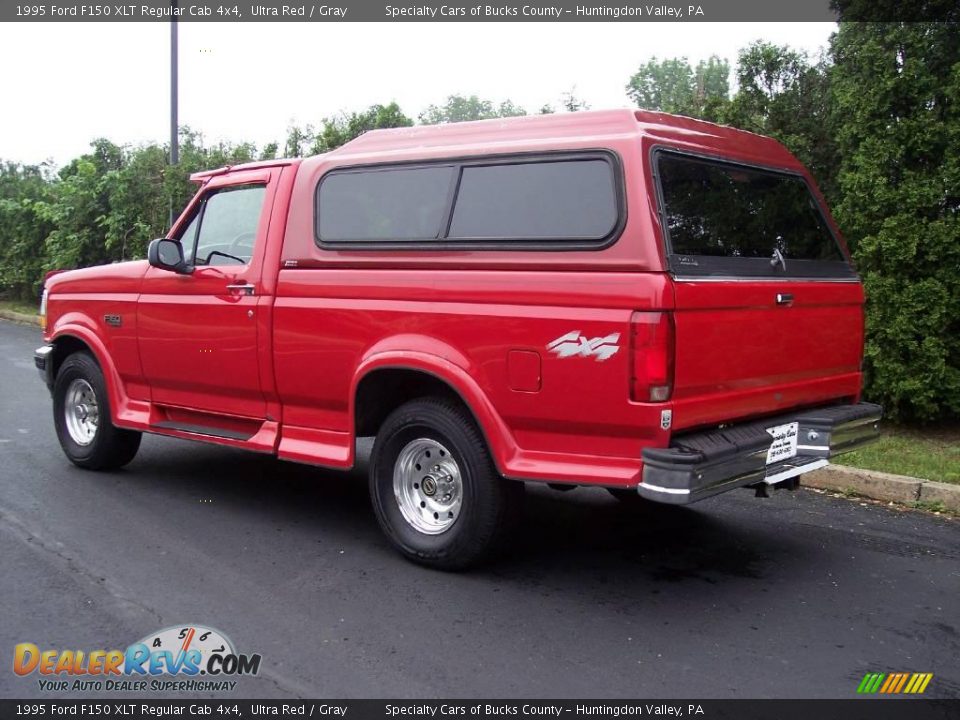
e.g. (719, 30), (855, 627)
(369, 397), (522, 570)
(53, 351), (141, 470)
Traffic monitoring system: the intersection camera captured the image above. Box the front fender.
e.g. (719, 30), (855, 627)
(49, 318), (148, 429)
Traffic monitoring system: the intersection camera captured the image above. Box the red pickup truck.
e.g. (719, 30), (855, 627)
(35, 110), (881, 568)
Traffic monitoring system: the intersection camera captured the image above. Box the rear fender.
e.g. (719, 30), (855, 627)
(352, 345), (518, 476)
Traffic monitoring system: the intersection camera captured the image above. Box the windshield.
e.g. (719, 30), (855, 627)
(656, 151), (854, 279)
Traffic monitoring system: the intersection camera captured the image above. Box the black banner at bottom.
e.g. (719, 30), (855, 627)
(0, 700), (958, 720)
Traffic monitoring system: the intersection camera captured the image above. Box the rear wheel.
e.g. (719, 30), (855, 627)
(369, 397), (522, 570)
(53, 351), (141, 470)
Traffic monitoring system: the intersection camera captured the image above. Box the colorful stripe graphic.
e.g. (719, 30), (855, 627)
(857, 672), (933, 694)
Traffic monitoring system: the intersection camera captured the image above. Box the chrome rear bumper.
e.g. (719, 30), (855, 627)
(638, 402), (883, 505)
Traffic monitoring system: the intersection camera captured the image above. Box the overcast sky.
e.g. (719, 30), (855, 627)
(0, 22), (836, 166)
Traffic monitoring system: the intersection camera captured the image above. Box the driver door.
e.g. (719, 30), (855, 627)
(137, 169), (278, 421)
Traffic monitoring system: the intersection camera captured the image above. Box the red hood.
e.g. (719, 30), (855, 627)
(46, 260), (150, 295)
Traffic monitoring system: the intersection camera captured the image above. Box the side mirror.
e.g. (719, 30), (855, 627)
(147, 239), (193, 274)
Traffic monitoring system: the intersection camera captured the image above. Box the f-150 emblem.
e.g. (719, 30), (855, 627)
(547, 331), (621, 361)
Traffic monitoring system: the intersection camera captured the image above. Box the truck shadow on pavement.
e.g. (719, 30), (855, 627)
(122, 436), (809, 598)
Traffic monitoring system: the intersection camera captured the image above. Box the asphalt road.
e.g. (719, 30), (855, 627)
(1, 319), (958, 700)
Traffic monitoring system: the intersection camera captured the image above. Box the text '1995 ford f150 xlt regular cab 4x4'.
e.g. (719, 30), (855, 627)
(35, 110), (882, 568)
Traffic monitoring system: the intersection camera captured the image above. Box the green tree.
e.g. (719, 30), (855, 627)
(0, 161), (55, 300)
(695, 56), (729, 99)
(626, 56), (729, 120)
(39, 139), (125, 272)
(626, 57), (694, 113)
(0, 125), (250, 300)
(538, 88), (590, 115)
(830, 21), (960, 421)
(725, 42), (838, 199)
(312, 102), (413, 153)
(98, 142), (169, 261)
(560, 88), (590, 112)
(259, 142), (279, 161)
(284, 125), (313, 158)
(419, 94), (527, 124)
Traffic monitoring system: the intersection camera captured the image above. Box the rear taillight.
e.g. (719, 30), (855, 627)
(630, 311), (674, 402)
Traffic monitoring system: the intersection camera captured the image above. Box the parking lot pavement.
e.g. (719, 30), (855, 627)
(1, 320), (958, 699)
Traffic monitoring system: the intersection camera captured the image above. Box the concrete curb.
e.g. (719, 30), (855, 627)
(805, 464), (960, 511)
(918, 480), (960, 512)
(0, 309), (38, 326)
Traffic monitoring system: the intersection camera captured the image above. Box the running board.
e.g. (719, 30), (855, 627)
(152, 421), (255, 441)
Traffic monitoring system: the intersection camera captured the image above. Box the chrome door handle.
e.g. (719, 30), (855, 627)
(776, 293), (794, 305)
(226, 283), (256, 296)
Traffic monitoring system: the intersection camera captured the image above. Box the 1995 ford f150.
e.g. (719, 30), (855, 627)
(34, 110), (882, 568)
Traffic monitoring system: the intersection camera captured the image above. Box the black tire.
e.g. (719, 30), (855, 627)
(369, 396), (522, 570)
(53, 351), (141, 470)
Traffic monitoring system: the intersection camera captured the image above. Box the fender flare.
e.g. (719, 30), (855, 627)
(351, 351), (519, 475)
(49, 320), (128, 423)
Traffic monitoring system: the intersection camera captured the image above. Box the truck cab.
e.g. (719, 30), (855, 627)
(35, 110), (881, 568)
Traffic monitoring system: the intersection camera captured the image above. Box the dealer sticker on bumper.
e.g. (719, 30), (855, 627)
(766, 421), (799, 465)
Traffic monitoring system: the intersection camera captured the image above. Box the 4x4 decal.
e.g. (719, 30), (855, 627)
(547, 331), (621, 361)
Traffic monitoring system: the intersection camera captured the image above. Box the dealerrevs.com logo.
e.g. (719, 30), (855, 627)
(13, 625), (261, 693)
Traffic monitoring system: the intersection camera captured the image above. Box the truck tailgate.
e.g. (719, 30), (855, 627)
(670, 280), (864, 431)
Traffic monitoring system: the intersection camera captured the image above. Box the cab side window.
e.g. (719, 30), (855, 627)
(179, 184), (267, 266)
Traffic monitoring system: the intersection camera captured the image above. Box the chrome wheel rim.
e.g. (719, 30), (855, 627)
(393, 438), (462, 535)
(64, 378), (99, 446)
